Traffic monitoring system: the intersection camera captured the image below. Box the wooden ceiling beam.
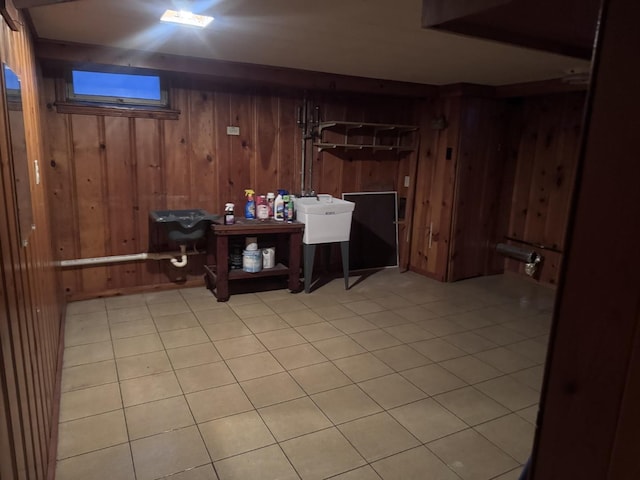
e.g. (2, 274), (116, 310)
(422, 0), (511, 25)
(35, 40), (438, 98)
(496, 78), (588, 97)
(422, 0), (599, 60)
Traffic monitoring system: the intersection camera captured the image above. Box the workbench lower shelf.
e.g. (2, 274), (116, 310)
(205, 263), (291, 281)
(204, 264), (300, 301)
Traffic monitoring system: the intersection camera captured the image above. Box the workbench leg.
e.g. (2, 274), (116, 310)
(340, 241), (349, 290)
(215, 235), (230, 301)
(288, 231), (303, 292)
(304, 244), (316, 293)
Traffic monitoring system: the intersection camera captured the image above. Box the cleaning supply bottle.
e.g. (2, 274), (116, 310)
(244, 189), (256, 219)
(286, 194), (295, 222)
(266, 192), (275, 217)
(256, 194), (269, 219)
(274, 189), (286, 221)
(282, 194), (290, 221)
(224, 203), (235, 225)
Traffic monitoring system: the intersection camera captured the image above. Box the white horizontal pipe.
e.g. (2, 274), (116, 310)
(58, 249), (203, 268)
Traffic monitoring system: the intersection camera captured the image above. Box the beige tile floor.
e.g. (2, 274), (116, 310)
(56, 269), (554, 480)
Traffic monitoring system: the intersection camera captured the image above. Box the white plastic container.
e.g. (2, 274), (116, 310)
(266, 193), (275, 217)
(294, 194), (355, 244)
(256, 195), (269, 219)
(242, 249), (263, 272)
(274, 192), (285, 221)
(262, 247), (275, 269)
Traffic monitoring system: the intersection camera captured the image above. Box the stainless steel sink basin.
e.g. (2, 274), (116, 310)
(149, 209), (219, 243)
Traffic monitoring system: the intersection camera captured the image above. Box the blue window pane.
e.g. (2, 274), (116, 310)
(72, 70), (161, 101)
(4, 65), (20, 91)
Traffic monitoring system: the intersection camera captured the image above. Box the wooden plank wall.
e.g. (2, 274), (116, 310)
(504, 92), (585, 285)
(408, 90), (584, 285)
(408, 95), (460, 281)
(312, 92), (418, 196)
(533, 1), (640, 477)
(0, 2), (64, 479)
(43, 77), (420, 298)
(448, 95), (510, 281)
(311, 92), (419, 271)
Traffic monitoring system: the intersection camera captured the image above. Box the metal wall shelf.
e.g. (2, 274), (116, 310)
(314, 120), (418, 153)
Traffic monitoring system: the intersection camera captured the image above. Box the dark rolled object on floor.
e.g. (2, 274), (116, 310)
(496, 243), (541, 263)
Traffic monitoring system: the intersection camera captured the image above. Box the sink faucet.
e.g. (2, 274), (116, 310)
(301, 189), (318, 199)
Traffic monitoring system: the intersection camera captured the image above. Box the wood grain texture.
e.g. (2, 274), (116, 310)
(43, 78), (420, 297)
(408, 91), (582, 284)
(504, 92), (585, 285)
(312, 93), (419, 269)
(134, 117), (163, 286)
(448, 96), (509, 281)
(408, 99), (441, 278)
(0, 5), (591, 479)
(1, 2), (64, 479)
(36, 40), (437, 98)
(409, 95), (461, 281)
(533, 1), (640, 477)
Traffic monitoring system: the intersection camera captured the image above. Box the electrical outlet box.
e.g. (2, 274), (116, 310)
(404, 176), (410, 187)
(226, 126), (240, 136)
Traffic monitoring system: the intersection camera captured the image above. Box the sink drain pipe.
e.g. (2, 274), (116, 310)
(58, 245), (201, 268)
(170, 245), (188, 268)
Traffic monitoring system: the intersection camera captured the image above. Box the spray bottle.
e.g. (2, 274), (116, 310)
(244, 189), (256, 219)
(224, 203), (235, 225)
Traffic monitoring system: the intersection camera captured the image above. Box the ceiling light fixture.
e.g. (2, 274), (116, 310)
(160, 9), (214, 28)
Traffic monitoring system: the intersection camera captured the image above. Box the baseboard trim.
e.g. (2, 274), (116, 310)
(65, 278), (206, 302)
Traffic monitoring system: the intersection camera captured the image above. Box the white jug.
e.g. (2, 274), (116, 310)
(262, 247), (275, 269)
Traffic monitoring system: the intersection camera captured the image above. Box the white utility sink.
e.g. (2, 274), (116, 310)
(294, 194), (355, 244)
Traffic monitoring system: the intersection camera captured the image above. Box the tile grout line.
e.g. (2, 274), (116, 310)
(57, 277), (551, 479)
(108, 303), (139, 480)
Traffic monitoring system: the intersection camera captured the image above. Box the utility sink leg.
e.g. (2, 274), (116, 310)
(340, 241), (349, 290)
(303, 244), (316, 293)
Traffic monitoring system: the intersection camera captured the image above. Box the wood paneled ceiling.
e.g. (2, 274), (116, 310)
(24, 0), (593, 86)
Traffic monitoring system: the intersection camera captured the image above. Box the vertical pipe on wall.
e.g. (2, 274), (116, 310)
(308, 105), (320, 193)
(298, 95), (308, 194)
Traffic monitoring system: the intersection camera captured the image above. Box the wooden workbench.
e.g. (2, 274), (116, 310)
(204, 218), (304, 301)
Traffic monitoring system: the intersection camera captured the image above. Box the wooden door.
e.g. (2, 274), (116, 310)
(447, 96), (509, 281)
(408, 96), (460, 281)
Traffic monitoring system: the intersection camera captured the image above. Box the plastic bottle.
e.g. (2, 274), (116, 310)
(286, 194), (295, 222)
(224, 203), (235, 225)
(266, 192), (275, 218)
(282, 194), (290, 221)
(256, 195), (269, 219)
(244, 189), (255, 219)
(274, 190), (286, 221)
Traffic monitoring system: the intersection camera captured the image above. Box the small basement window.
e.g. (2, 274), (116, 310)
(56, 67), (179, 119)
(68, 69), (166, 106)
